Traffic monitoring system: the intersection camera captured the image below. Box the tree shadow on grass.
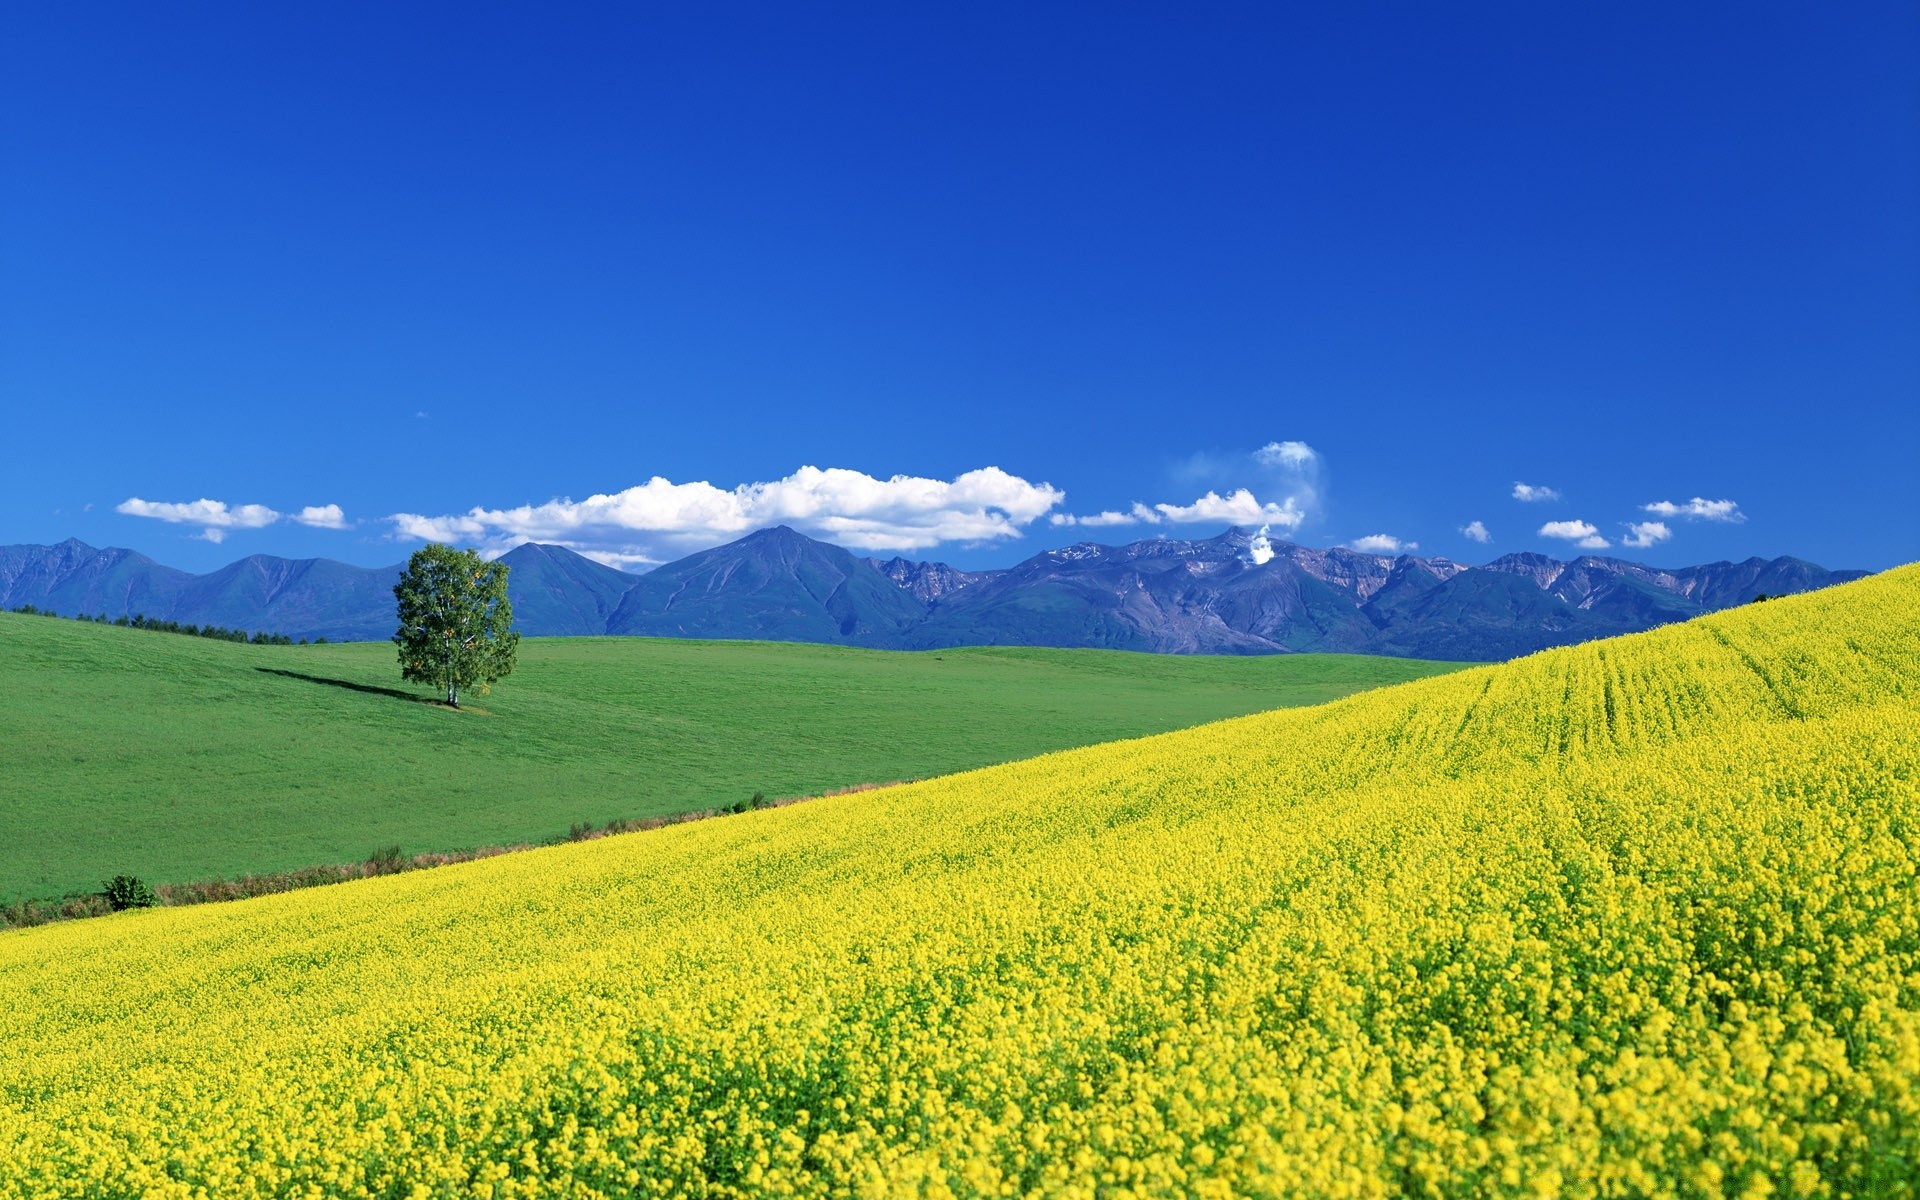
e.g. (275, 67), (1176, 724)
(255, 668), (445, 706)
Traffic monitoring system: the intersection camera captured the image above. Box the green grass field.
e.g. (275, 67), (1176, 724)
(0, 612), (1462, 900)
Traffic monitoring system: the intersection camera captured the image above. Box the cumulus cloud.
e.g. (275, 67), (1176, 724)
(1621, 521), (1671, 549)
(1538, 519), (1610, 550)
(292, 504), (349, 530)
(389, 465), (1066, 558)
(1350, 534), (1418, 554)
(1460, 520), (1492, 544)
(1643, 497), (1744, 522)
(1512, 482), (1562, 503)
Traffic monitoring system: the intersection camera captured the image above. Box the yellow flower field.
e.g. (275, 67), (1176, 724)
(2, 567), (1916, 1198)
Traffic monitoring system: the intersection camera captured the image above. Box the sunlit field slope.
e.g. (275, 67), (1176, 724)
(0, 617), (1457, 900)
(3, 568), (1917, 1196)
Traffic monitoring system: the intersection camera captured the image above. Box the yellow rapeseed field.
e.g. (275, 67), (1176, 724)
(3, 567), (1917, 1198)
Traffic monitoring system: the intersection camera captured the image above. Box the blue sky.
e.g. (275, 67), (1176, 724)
(4, 3), (1915, 574)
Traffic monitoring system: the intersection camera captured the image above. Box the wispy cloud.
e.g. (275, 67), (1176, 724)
(1512, 482), (1561, 503)
(389, 465), (1066, 559)
(1253, 440), (1317, 469)
(1621, 520), (1671, 549)
(1538, 519), (1610, 550)
(1350, 533), (1418, 554)
(1643, 497), (1744, 522)
(1049, 504), (1158, 528)
(1460, 519), (1492, 544)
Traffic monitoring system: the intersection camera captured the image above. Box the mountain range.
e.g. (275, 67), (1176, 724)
(0, 529), (1866, 661)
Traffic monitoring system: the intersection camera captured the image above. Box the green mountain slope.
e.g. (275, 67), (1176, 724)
(0, 613), (1459, 899)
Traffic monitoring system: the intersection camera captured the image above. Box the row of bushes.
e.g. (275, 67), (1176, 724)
(2, 783), (905, 931)
(1, 847), (526, 929)
(6, 604), (323, 645)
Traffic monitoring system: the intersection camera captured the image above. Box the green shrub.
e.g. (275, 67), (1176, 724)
(366, 845), (409, 875)
(101, 875), (157, 911)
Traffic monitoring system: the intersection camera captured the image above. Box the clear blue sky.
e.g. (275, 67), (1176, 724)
(4, 3), (1915, 573)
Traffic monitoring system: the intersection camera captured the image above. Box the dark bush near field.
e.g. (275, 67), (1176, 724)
(101, 875), (157, 911)
(366, 846), (409, 876)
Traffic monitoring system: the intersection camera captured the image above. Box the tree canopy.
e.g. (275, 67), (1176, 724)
(393, 544), (518, 707)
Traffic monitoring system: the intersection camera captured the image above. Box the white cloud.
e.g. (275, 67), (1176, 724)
(569, 547), (663, 571)
(1057, 438), (1321, 536)
(1643, 497), (1744, 522)
(1460, 520), (1492, 544)
(1254, 440), (1317, 469)
(1538, 519), (1600, 540)
(291, 504), (349, 530)
(1512, 482), (1562, 503)
(117, 496), (351, 541)
(1350, 534), (1418, 554)
(117, 497), (280, 530)
(1538, 519), (1610, 550)
(389, 465), (1066, 557)
(390, 512), (489, 542)
(1050, 504), (1158, 528)
(1621, 521), (1671, 549)
(1152, 489), (1305, 528)
(1052, 487), (1306, 532)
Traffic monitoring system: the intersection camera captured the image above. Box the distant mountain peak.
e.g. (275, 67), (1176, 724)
(743, 524), (807, 543)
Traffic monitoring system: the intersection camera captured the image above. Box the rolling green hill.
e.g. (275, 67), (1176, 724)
(0, 612), (1461, 900)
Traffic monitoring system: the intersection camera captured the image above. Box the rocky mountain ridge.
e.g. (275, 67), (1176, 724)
(0, 530), (1868, 661)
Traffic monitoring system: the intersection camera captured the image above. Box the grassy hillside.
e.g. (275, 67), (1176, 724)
(1, 568), (1913, 1194)
(0, 615), (1458, 899)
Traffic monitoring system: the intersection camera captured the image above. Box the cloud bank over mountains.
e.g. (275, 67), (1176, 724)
(109, 443), (1748, 569)
(389, 466), (1065, 566)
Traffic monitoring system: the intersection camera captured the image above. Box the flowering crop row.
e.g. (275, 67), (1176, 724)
(2, 568), (1916, 1197)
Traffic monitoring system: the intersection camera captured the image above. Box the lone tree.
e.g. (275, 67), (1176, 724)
(393, 544), (519, 707)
